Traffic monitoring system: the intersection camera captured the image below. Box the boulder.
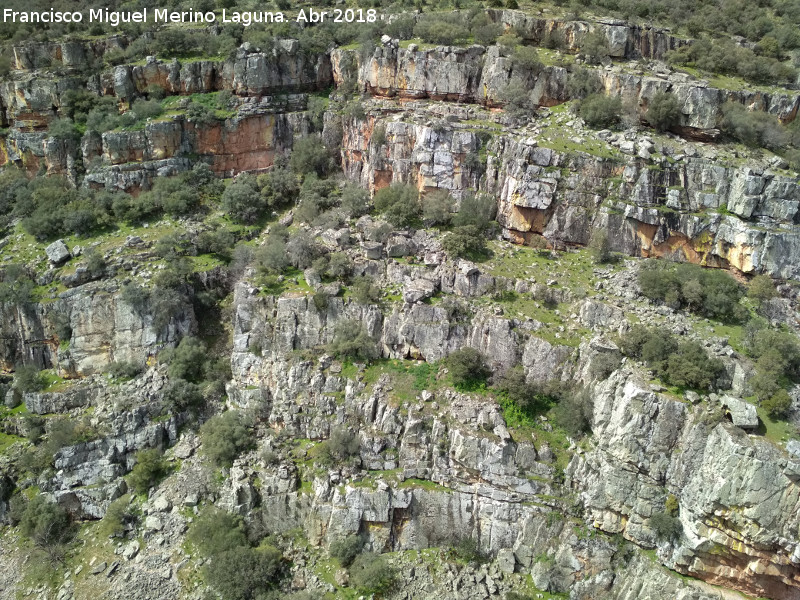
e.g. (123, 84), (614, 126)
(45, 240), (71, 265)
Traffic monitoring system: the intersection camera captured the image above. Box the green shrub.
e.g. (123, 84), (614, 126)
(567, 67), (602, 100)
(186, 102), (216, 125)
(349, 552), (397, 596)
(317, 426), (361, 466)
(747, 274), (778, 303)
(551, 387), (593, 438)
(442, 225), (488, 259)
(374, 184), (420, 227)
(650, 512), (682, 541)
(286, 231), (321, 269)
(450, 537), (487, 564)
(127, 448), (168, 494)
(582, 30), (610, 64)
(0, 264), (34, 305)
(327, 320), (378, 361)
(200, 411), (253, 467)
(329, 534), (364, 567)
(645, 91), (681, 132)
(494, 366), (555, 414)
(222, 175), (265, 224)
(579, 94), (622, 128)
(763, 388), (792, 419)
(511, 46), (543, 76)
(588, 229), (614, 264)
(500, 81), (533, 118)
(452, 193), (497, 231)
(721, 101), (788, 150)
(340, 185), (370, 218)
(13, 365), (46, 394)
(188, 507), (248, 556)
(290, 135), (332, 176)
(422, 190), (454, 226)
(162, 379), (203, 413)
(638, 262), (745, 322)
(413, 15), (470, 45)
(204, 546), (283, 600)
(621, 325), (724, 390)
(160, 336), (207, 383)
(350, 275), (381, 304)
(19, 495), (74, 549)
(446, 348), (490, 390)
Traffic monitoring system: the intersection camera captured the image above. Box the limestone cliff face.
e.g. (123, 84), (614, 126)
(339, 107), (800, 278)
(333, 42), (800, 133)
(569, 370), (800, 599)
(0, 281), (194, 376)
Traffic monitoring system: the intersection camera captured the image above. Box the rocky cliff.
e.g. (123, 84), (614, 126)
(1, 9), (800, 600)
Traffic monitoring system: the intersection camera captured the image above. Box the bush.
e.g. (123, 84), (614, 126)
(161, 336), (207, 383)
(748, 274), (778, 303)
(645, 92), (681, 132)
(349, 552), (397, 596)
(327, 320), (378, 361)
(442, 225), (487, 259)
(494, 366), (555, 414)
(413, 16), (469, 45)
(567, 67), (602, 100)
(650, 512), (682, 541)
(127, 448), (168, 494)
(582, 30), (610, 64)
(188, 507), (248, 556)
(374, 184), (420, 227)
(721, 102), (788, 150)
(222, 175), (265, 224)
(621, 325), (724, 390)
(588, 229), (613, 264)
(453, 193), (497, 231)
(200, 411), (253, 467)
(340, 185), (370, 218)
(186, 102), (216, 125)
(422, 190), (454, 226)
(163, 379), (203, 413)
(446, 348), (490, 390)
(579, 94), (622, 128)
(204, 546), (283, 600)
(14, 365), (46, 394)
(350, 275), (381, 304)
(329, 534), (364, 567)
(317, 426), (360, 466)
(290, 135), (332, 176)
(500, 81), (534, 118)
(19, 495), (74, 550)
(0, 264), (34, 305)
(450, 537), (487, 564)
(763, 388), (792, 419)
(638, 262), (745, 322)
(551, 388), (593, 438)
(253, 235), (290, 275)
(286, 231), (321, 269)
(511, 46), (543, 76)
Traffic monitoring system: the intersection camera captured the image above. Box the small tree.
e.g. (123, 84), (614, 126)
(651, 512), (682, 541)
(579, 94), (622, 128)
(763, 388), (792, 419)
(329, 534), (364, 567)
(161, 336), (207, 383)
(646, 91), (681, 132)
(200, 411), (253, 467)
(445, 348), (490, 390)
(127, 448), (168, 494)
(748, 274), (777, 303)
(188, 507), (248, 556)
(374, 184), (420, 227)
(19, 495), (74, 554)
(422, 190), (454, 226)
(327, 320), (378, 361)
(588, 229), (613, 264)
(349, 553), (397, 596)
(204, 546), (283, 600)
